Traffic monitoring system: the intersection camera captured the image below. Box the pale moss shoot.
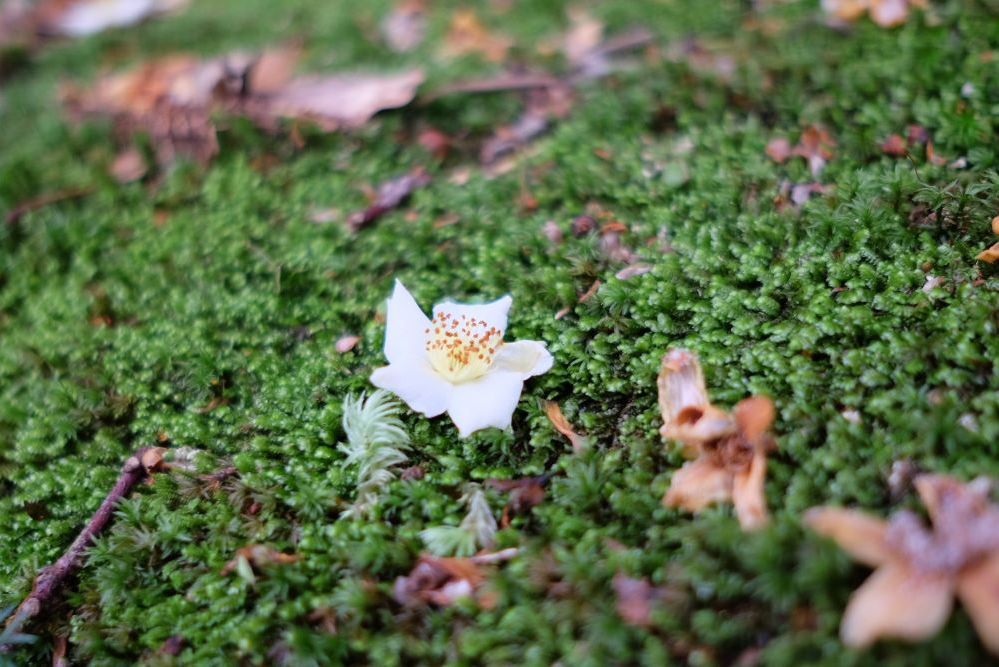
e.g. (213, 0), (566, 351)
(420, 483), (498, 557)
(370, 280), (553, 437)
(339, 390), (410, 519)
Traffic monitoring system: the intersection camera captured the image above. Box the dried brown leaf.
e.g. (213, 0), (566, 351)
(880, 133), (908, 157)
(542, 400), (588, 453)
(991, 215), (999, 235)
(957, 552), (999, 654)
(441, 9), (511, 63)
(345, 166), (430, 232)
(732, 451), (768, 530)
(110, 148), (146, 183)
(804, 507), (892, 567)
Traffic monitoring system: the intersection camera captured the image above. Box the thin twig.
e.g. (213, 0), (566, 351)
(4, 186), (94, 225)
(468, 547), (522, 565)
(0, 447), (166, 649)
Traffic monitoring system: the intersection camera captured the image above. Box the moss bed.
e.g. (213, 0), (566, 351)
(2, 0), (999, 664)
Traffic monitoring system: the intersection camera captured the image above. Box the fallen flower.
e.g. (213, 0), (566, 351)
(658, 348), (777, 531)
(806, 475), (999, 653)
(370, 281), (552, 437)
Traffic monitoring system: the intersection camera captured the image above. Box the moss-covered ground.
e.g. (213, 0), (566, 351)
(2, 0), (999, 664)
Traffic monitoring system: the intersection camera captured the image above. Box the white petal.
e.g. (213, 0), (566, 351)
(432, 294), (513, 336)
(446, 370), (525, 437)
(370, 362), (452, 418)
(383, 280), (432, 365)
(492, 340), (553, 378)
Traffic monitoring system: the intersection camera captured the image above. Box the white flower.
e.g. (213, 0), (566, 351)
(370, 280), (553, 437)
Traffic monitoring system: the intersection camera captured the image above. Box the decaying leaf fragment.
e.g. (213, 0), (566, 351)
(221, 545), (300, 583)
(392, 548), (520, 608)
(806, 475), (999, 654)
(658, 349), (776, 531)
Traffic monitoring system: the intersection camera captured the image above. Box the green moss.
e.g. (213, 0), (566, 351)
(2, 0), (999, 664)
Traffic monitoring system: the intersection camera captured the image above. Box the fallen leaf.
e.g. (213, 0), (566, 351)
(486, 476), (549, 526)
(392, 555), (484, 607)
(345, 166), (430, 232)
(991, 215), (999, 235)
(62, 49), (424, 167)
(791, 125), (836, 177)
(542, 400), (589, 453)
(441, 9), (511, 63)
(334, 335), (360, 353)
(571, 214), (596, 236)
(541, 219), (563, 244)
(879, 133), (907, 157)
(380, 0), (426, 53)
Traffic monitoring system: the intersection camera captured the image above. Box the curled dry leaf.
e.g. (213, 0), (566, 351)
(658, 349), (776, 531)
(345, 167), (431, 232)
(543, 400), (589, 453)
(792, 125), (836, 177)
(806, 474), (999, 653)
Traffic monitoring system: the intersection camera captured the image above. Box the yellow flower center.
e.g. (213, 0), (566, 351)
(424, 311), (502, 383)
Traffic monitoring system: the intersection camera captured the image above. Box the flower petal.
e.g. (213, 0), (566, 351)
(492, 340), (553, 378)
(371, 361), (452, 418)
(840, 562), (954, 648)
(663, 457), (732, 512)
(445, 370), (524, 437)
(804, 507), (892, 567)
(957, 552), (999, 654)
(732, 451), (768, 531)
(432, 294), (513, 336)
(383, 280), (432, 365)
(732, 395), (775, 444)
(657, 348), (710, 426)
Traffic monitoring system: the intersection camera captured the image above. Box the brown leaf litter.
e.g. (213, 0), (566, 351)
(392, 548), (520, 608)
(542, 400), (589, 453)
(658, 348), (777, 531)
(221, 545), (300, 576)
(806, 475), (999, 653)
(61, 46), (423, 167)
(486, 476), (549, 527)
(344, 166), (431, 232)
